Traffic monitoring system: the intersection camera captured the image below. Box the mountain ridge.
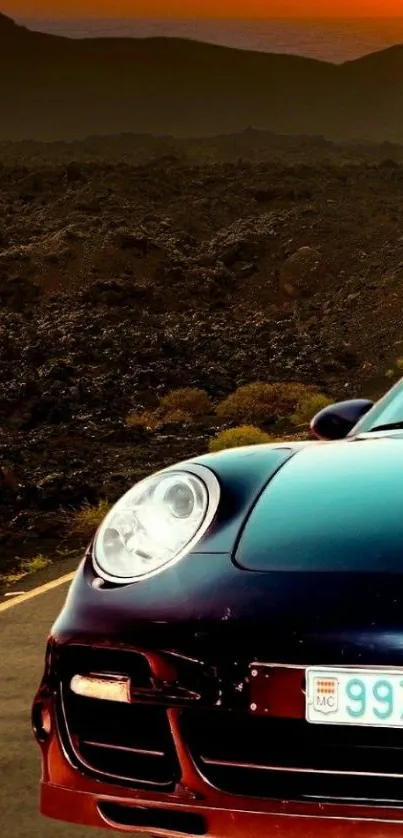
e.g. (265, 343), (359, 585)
(2, 12), (403, 66)
(1, 12), (403, 142)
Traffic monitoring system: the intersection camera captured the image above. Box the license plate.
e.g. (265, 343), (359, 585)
(306, 667), (403, 727)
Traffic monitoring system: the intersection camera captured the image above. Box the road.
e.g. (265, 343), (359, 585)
(0, 569), (109, 837)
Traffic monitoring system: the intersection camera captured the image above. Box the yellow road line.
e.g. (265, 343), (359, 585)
(0, 572), (75, 613)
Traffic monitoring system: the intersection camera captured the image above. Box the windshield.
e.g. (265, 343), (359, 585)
(350, 377), (403, 435)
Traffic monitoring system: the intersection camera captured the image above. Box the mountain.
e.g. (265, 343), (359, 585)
(0, 12), (403, 142)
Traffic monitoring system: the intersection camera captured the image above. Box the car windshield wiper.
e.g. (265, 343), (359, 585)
(366, 421), (403, 433)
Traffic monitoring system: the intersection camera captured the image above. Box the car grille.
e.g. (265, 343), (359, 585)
(181, 709), (403, 805)
(56, 645), (180, 791)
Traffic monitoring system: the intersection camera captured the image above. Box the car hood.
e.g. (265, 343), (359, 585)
(235, 435), (403, 574)
(54, 435), (403, 662)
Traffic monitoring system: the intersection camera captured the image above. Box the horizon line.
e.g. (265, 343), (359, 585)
(13, 13), (403, 20)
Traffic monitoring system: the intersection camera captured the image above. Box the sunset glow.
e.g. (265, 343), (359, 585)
(6, 0), (403, 19)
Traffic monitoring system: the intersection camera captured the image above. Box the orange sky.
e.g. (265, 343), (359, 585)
(6, 0), (403, 18)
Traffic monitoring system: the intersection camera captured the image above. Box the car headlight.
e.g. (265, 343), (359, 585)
(93, 464), (220, 583)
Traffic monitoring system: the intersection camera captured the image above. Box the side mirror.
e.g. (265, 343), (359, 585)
(310, 398), (374, 441)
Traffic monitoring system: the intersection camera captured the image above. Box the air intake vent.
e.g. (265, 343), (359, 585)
(99, 802), (207, 835)
(181, 708), (403, 805)
(57, 645), (180, 790)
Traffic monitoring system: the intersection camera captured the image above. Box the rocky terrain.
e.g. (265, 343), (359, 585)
(2, 130), (403, 577)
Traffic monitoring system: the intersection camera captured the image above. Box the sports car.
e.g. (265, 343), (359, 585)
(33, 377), (403, 837)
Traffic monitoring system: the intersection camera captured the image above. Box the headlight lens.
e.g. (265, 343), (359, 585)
(93, 466), (220, 583)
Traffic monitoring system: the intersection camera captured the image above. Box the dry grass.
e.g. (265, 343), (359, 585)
(1, 553), (51, 585)
(126, 406), (193, 430)
(385, 357), (403, 379)
(291, 393), (332, 427)
(126, 409), (163, 430)
(159, 387), (212, 416)
(161, 409), (193, 424)
(68, 499), (111, 539)
(0, 465), (18, 491)
(216, 381), (321, 424)
(127, 387), (211, 431)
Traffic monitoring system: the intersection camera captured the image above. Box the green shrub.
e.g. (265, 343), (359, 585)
(159, 387), (212, 416)
(208, 425), (282, 453)
(216, 381), (319, 424)
(291, 393), (332, 427)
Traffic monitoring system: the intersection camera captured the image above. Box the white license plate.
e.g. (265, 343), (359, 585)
(306, 667), (403, 727)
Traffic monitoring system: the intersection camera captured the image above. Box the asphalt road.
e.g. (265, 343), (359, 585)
(0, 574), (109, 837)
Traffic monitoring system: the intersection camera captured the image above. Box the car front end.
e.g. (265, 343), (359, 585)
(32, 429), (403, 836)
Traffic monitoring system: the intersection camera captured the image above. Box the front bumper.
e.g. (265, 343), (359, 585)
(36, 703), (403, 837)
(32, 552), (403, 834)
(33, 641), (403, 836)
(39, 779), (403, 837)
